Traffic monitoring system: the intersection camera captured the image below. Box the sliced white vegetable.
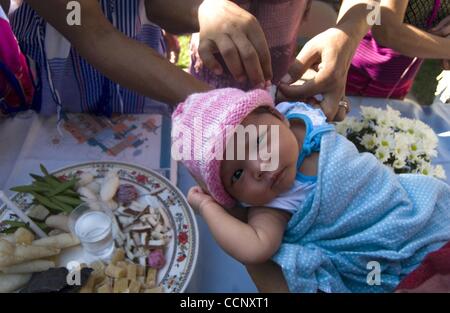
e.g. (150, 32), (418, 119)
(100, 173), (120, 202)
(45, 215), (70, 233)
(77, 172), (94, 188)
(78, 187), (98, 201)
(85, 181), (101, 194)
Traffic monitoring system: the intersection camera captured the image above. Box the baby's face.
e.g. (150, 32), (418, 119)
(220, 109), (299, 206)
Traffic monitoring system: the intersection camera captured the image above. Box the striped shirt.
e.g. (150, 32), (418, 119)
(9, 0), (169, 117)
(346, 0), (448, 99)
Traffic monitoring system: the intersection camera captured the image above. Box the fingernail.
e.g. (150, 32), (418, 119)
(281, 74), (292, 84)
(214, 68), (222, 75)
(265, 80), (272, 88)
(257, 83), (265, 89)
(238, 76), (246, 83)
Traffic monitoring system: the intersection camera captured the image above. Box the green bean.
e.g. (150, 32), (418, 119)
(53, 195), (82, 207)
(30, 192), (69, 213)
(2, 220), (28, 228)
(1, 227), (19, 234)
(63, 189), (80, 197)
(10, 185), (38, 193)
(0, 221), (28, 234)
(29, 173), (45, 182)
(32, 181), (54, 191)
(11, 184), (53, 193)
(47, 179), (77, 197)
(43, 175), (62, 188)
(48, 197), (74, 212)
(40, 164), (50, 176)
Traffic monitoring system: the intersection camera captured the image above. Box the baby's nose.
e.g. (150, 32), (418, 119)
(249, 160), (272, 181)
(248, 160), (262, 179)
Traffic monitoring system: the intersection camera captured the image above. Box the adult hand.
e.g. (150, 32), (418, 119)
(277, 28), (356, 122)
(430, 15), (450, 37)
(197, 0), (272, 88)
(430, 17), (450, 70)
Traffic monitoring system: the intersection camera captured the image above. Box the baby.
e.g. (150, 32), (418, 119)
(171, 88), (450, 293)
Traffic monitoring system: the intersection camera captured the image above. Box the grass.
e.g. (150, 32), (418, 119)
(411, 59), (442, 105)
(176, 35), (191, 70)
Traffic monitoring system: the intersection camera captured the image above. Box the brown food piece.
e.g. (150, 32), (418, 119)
(113, 278), (129, 293)
(144, 286), (163, 293)
(127, 263), (137, 281)
(79, 275), (96, 293)
(145, 268), (157, 288)
(97, 283), (112, 293)
(111, 248), (125, 265)
(105, 264), (126, 278)
(128, 280), (142, 293)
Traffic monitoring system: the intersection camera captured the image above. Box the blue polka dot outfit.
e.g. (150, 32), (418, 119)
(270, 102), (450, 293)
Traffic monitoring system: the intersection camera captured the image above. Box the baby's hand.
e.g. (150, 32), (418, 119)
(187, 186), (217, 215)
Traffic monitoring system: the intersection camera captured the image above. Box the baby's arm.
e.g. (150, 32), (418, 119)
(188, 187), (290, 265)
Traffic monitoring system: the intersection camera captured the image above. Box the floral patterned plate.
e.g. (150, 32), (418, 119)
(0, 161), (199, 293)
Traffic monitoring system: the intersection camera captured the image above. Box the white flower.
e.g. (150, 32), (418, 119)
(346, 105), (441, 176)
(337, 117), (360, 135)
(386, 106), (401, 119)
(418, 162), (433, 176)
(335, 121), (350, 135)
(376, 132), (395, 150)
(393, 158), (406, 169)
(433, 165), (447, 179)
(361, 106), (382, 120)
(360, 133), (377, 151)
(375, 146), (391, 163)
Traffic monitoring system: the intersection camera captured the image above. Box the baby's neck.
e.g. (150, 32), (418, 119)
(289, 118), (319, 177)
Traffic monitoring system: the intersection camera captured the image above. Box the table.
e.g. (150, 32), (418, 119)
(1, 97), (449, 292)
(0, 110), (258, 292)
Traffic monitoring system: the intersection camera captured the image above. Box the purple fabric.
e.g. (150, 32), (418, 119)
(346, 0), (442, 99)
(190, 0), (311, 90)
(0, 11), (34, 114)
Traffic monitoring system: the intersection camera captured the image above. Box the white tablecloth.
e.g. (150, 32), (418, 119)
(0, 110), (257, 292)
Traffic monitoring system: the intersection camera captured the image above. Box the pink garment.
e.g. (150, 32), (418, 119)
(346, 0), (442, 99)
(0, 12), (34, 114)
(190, 0), (311, 90)
(172, 88), (277, 208)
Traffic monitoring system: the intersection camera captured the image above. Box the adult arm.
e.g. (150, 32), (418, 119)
(25, 0), (210, 107)
(372, 0), (450, 59)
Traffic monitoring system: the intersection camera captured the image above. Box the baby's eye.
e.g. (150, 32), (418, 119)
(231, 169), (243, 184)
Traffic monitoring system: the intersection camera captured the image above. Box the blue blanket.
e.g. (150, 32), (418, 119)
(272, 130), (450, 293)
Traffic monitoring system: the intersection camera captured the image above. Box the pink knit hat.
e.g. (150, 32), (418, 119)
(172, 88), (280, 208)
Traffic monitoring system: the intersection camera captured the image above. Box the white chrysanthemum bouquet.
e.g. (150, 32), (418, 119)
(337, 106), (446, 179)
